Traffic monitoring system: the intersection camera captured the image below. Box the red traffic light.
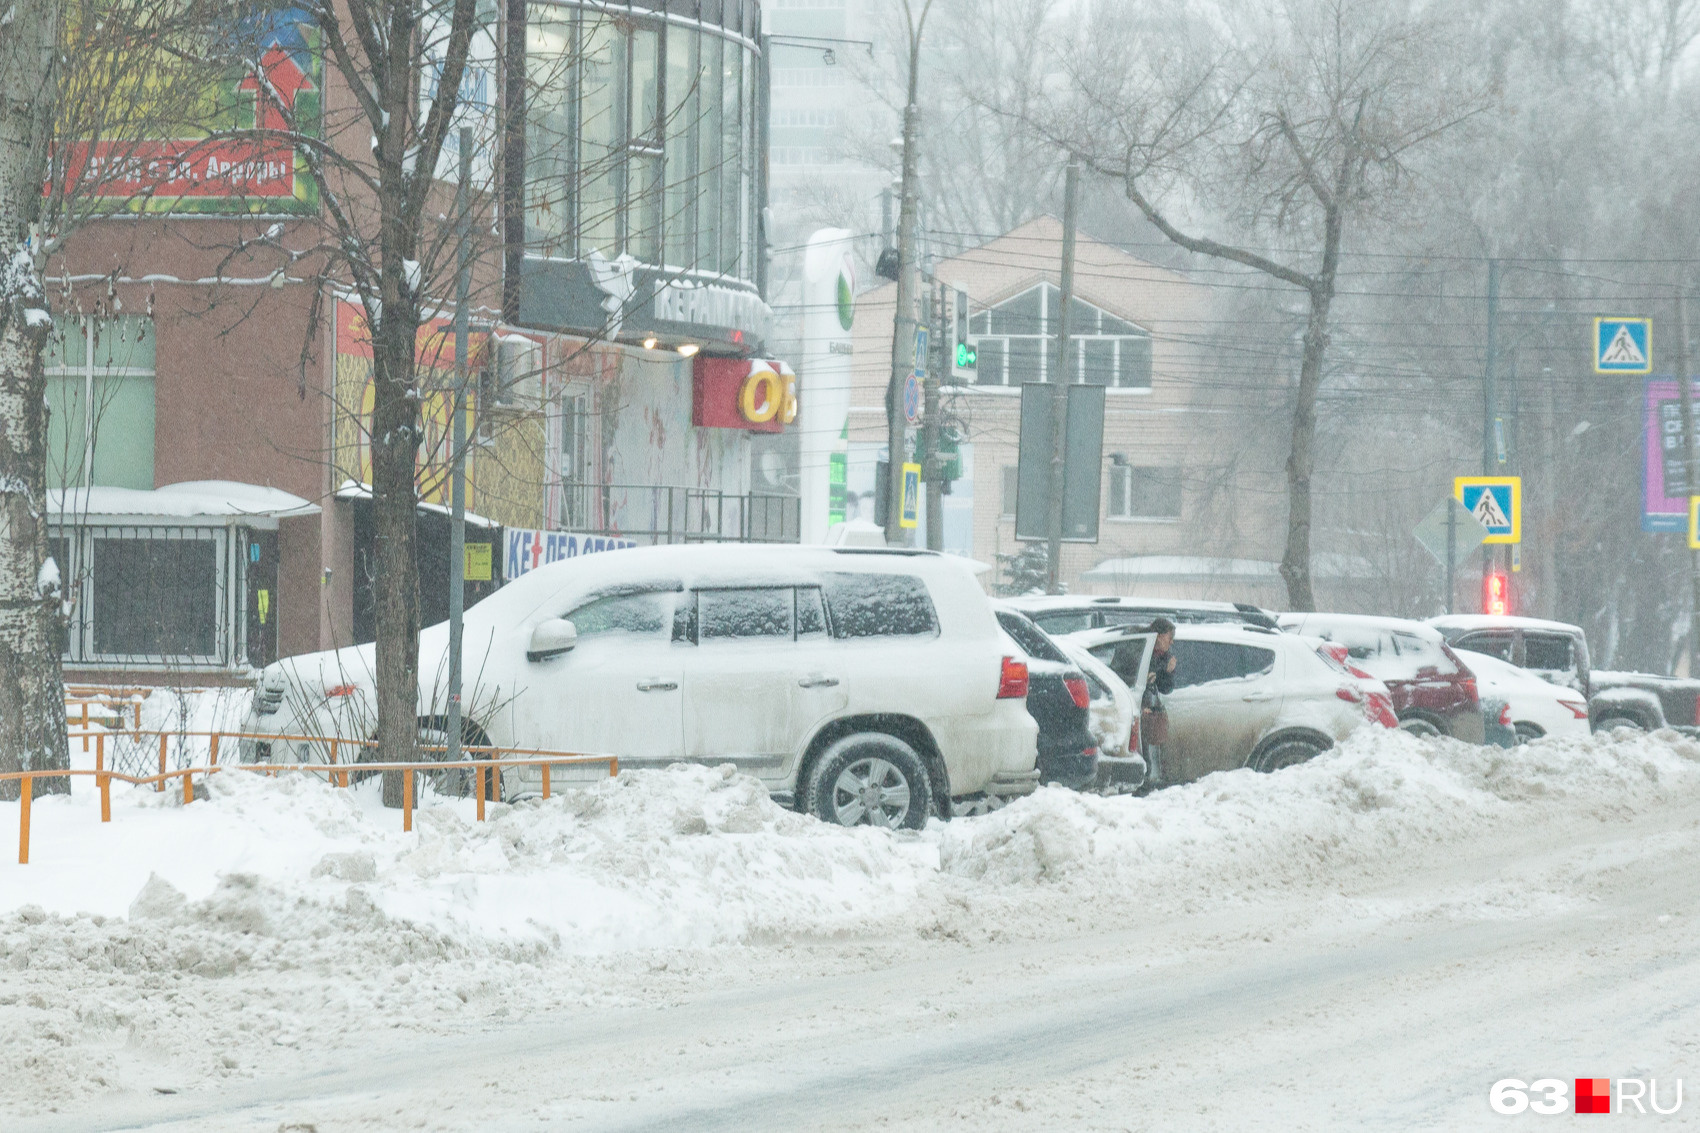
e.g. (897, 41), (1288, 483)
(1483, 569), (1509, 616)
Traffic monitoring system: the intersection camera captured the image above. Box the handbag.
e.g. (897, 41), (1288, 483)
(1141, 707), (1169, 746)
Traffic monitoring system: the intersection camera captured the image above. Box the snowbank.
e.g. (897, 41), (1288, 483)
(4, 728), (1700, 1111)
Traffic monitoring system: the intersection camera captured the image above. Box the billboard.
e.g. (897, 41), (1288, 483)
(56, 8), (323, 215)
(1643, 378), (1700, 533)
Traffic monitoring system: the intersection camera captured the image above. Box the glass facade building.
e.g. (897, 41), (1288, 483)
(517, 0), (767, 347)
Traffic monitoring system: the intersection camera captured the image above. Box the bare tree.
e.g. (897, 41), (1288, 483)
(0, 0), (65, 797)
(1035, 0), (1489, 610)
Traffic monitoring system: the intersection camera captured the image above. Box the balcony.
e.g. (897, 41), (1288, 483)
(556, 483), (800, 545)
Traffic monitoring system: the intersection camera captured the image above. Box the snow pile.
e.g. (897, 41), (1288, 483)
(936, 726), (1700, 900)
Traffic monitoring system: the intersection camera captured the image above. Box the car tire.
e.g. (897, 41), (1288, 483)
(806, 733), (932, 830)
(1512, 722), (1545, 745)
(1397, 716), (1443, 738)
(1249, 737), (1326, 774)
(1594, 715), (1644, 734)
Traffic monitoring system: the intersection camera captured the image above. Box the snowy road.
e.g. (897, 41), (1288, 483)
(15, 746), (1700, 1132)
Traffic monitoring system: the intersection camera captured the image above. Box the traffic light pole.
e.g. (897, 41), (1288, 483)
(1676, 290), (1697, 673)
(923, 282), (944, 551)
(1481, 258), (1500, 608)
(884, 3), (933, 546)
(1045, 162), (1080, 594)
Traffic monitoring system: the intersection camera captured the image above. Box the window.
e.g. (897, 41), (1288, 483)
(564, 590), (673, 640)
(525, 9), (757, 277)
(699, 587), (793, 639)
(1000, 465), (1018, 518)
(46, 315), (155, 489)
(1108, 465), (1182, 520)
(91, 537), (218, 658)
(995, 611), (1067, 663)
(1170, 641), (1275, 689)
(821, 572), (938, 638)
(1031, 610), (1094, 635)
(1523, 634), (1575, 672)
(1455, 632), (1514, 662)
(964, 284), (1152, 389)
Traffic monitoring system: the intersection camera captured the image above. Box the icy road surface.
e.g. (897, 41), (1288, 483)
(5, 728), (1700, 1130)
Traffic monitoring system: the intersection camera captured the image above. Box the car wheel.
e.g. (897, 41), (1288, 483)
(1397, 716), (1443, 738)
(1594, 715), (1644, 734)
(806, 733), (932, 830)
(1512, 722), (1545, 745)
(1250, 737), (1326, 774)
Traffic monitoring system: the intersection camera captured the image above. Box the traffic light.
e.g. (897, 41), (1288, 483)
(949, 283), (976, 380)
(1483, 568), (1510, 616)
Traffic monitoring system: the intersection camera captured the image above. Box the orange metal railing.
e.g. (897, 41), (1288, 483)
(2, 729), (619, 865)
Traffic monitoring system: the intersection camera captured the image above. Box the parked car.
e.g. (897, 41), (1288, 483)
(1277, 613), (1486, 743)
(992, 605), (1098, 789)
(1055, 639), (1145, 789)
(1065, 622), (1395, 785)
(1427, 613), (1700, 735)
(1002, 595), (1280, 636)
(1454, 648), (1591, 743)
(245, 545), (1041, 827)
(1425, 614), (1592, 696)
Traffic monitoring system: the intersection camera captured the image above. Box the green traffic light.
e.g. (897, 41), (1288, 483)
(955, 342), (977, 368)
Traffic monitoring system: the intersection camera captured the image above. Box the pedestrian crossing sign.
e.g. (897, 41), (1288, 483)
(1454, 476), (1520, 544)
(1595, 317), (1652, 374)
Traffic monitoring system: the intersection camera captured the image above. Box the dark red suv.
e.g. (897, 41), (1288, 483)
(1278, 613), (1485, 743)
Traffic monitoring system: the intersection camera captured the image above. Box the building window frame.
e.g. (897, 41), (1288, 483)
(964, 283), (1152, 390)
(45, 314), (156, 490)
(1107, 463), (1182, 521)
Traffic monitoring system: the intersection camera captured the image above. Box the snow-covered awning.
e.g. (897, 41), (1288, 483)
(49, 481), (322, 529)
(334, 480), (501, 530)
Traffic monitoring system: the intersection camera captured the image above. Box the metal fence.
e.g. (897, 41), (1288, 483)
(557, 482), (800, 544)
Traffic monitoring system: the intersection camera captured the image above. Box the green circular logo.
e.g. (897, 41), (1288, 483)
(836, 270), (855, 331)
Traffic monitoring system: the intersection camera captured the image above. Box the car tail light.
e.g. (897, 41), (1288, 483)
(1336, 686), (1363, 703)
(1064, 675), (1091, 709)
(1498, 702), (1512, 727)
(326, 683), (357, 697)
(1083, 746), (1098, 757)
(1459, 677), (1479, 705)
(1129, 717), (1141, 752)
(1561, 699), (1590, 720)
(997, 656), (1029, 699)
(1366, 693), (1398, 728)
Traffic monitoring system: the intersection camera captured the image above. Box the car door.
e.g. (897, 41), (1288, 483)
(1162, 640), (1283, 783)
(514, 588), (685, 762)
(681, 586), (849, 782)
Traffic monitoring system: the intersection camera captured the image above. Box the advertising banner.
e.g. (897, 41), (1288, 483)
(505, 529), (636, 580)
(1643, 378), (1700, 532)
(57, 8), (323, 215)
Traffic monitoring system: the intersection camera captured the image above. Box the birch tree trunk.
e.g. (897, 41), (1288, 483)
(0, 0), (67, 799)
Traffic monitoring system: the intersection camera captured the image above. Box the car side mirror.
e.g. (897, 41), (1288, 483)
(527, 618), (577, 662)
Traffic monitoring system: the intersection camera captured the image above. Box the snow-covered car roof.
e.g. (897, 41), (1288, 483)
(468, 544), (982, 628)
(1278, 611), (1449, 643)
(1003, 594), (1264, 616)
(1426, 614), (1585, 636)
(1064, 621), (1289, 650)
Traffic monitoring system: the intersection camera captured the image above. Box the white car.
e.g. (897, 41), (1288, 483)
(1453, 649), (1591, 743)
(245, 545), (1040, 827)
(1065, 622), (1396, 785)
(1056, 640), (1145, 790)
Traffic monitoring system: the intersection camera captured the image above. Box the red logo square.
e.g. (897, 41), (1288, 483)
(1576, 1078), (1611, 1114)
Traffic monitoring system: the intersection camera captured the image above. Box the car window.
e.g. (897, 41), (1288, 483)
(796, 587), (827, 637)
(1391, 630), (1459, 676)
(1170, 641), (1275, 689)
(1030, 610), (1094, 634)
(564, 591), (672, 641)
(996, 612), (1068, 662)
(1455, 631), (1514, 662)
(1523, 633), (1574, 671)
(699, 588), (794, 640)
(821, 572), (939, 639)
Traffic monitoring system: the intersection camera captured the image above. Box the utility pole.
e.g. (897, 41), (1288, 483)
(447, 127), (471, 767)
(884, 0), (933, 545)
(1481, 257), (1501, 605)
(1045, 162), (1080, 594)
(922, 281), (944, 550)
(1676, 289), (1697, 673)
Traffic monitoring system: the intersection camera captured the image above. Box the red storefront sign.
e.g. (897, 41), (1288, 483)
(692, 357), (796, 433)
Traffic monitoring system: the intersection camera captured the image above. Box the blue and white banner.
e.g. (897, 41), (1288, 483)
(505, 529), (636, 580)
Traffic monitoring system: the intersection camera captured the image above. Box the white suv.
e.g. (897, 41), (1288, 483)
(245, 545), (1040, 827)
